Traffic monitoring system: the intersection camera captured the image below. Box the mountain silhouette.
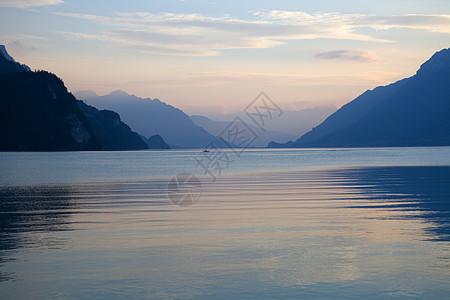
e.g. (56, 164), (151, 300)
(0, 45), (31, 73)
(194, 105), (336, 147)
(140, 134), (170, 149)
(190, 114), (298, 147)
(0, 70), (101, 151)
(271, 47), (450, 147)
(74, 90), (99, 100)
(0, 45), (165, 151)
(81, 91), (228, 148)
(77, 101), (149, 150)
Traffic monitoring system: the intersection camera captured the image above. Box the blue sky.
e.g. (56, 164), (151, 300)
(1, 0), (449, 114)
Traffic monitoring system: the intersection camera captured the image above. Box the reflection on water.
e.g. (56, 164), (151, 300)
(0, 186), (76, 281)
(335, 166), (450, 241)
(0, 166), (449, 298)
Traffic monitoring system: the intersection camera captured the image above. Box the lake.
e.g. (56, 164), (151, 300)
(0, 147), (450, 299)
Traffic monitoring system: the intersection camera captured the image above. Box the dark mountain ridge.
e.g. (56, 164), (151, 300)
(271, 47), (450, 148)
(0, 45), (31, 73)
(0, 70), (101, 151)
(0, 45), (169, 151)
(77, 101), (148, 150)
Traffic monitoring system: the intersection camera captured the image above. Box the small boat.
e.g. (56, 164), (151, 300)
(203, 149), (210, 153)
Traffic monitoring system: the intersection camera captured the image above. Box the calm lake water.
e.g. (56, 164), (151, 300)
(0, 147), (450, 299)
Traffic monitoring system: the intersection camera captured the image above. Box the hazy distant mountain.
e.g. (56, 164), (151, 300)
(74, 90), (99, 100)
(140, 134), (170, 149)
(77, 101), (149, 150)
(81, 90), (227, 148)
(191, 114), (298, 147)
(270, 47), (450, 148)
(198, 105), (336, 147)
(209, 106), (336, 138)
(0, 46), (153, 151)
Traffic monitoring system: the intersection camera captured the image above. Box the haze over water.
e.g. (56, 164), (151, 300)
(1, 147), (449, 299)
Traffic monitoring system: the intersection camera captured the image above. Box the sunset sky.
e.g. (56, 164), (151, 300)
(1, 0), (449, 115)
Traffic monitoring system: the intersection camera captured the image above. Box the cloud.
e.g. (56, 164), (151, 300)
(256, 11), (450, 34)
(55, 10), (450, 56)
(127, 70), (400, 88)
(58, 31), (223, 56)
(356, 14), (450, 34)
(0, 0), (63, 8)
(315, 50), (378, 62)
(0, 34), (47, 53)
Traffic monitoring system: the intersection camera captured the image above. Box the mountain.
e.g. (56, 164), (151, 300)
(191, 114), (298, 147)
(140, 134), (170, 149)
(0, 70), (101, 151)
(0, 45), (31, 73)
(195, 105), (336, 147)
(271, 48), (450, 148)
(268, 80), (408, 148)
(0, 45), (159, 151)
(74, 90), (99, 100)
(81, 91), (228, 148)
(209, 106), (336, 137)
(77, 101), (149, 150)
